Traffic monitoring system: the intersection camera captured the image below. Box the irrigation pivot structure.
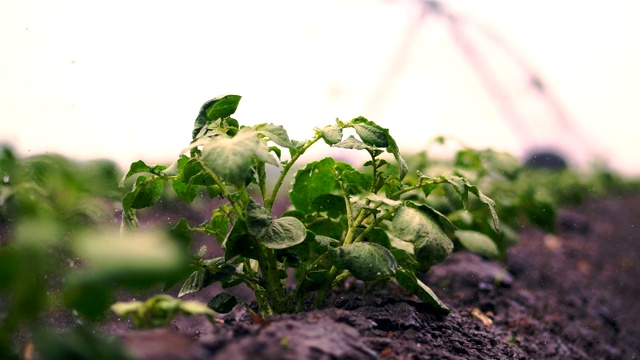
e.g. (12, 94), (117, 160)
(367, 0), (596, 169)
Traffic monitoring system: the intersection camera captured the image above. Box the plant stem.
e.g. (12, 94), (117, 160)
(343, 198), (372, 246)
(312, 209), (394, 308)
(367, 150), (378, 193)
(338, 180), (356, 245)
(256, 162), (269, 204)
(351, 209), (395, 244)
(291, 267), (308, 312)
(249, 282), (273, 317)
(333, 269), (351, 285)
(389, 180), (429, 199)
(265, 134), (322, 211)
(266, 248), (287, 313)
(254, 244), (287, 315)
(313, 266), (339, 308)
(197, 159), (245, 220)
(239, 259), (272, 315)
(291, 251), (330, 311)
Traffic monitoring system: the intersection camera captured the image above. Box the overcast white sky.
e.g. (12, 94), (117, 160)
(2, 0), (639, 175)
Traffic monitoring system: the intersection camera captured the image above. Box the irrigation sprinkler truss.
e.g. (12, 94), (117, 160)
(366, 0), (598, 168)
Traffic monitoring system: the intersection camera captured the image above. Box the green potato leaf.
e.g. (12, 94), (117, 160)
(334, 242), (397, 281)
(390, 248), (420, 272)
(178, 269), (206, 298)
(454, 230), (499, 259)
(192, 95), (242, 139)
(311, 193), (347, 218)
(207, 293), (239, 313)
(333, 135), (379, 152)
(246, 199), (273, 238)
(119, 160), (167, 187)
(245, 199), (306, 249)
(352, 117), (389, 148)
(317, 124), (343, 145)
(413, 235), (453, 270)
(261, 217), (307, 249)
(307, 218), (345, 240)
(290, 157), (336, 213)
(392, 206), (454, 269)
(254, 123), (295, 148)
(417, 173), (499, 232)
(350, 117), (408, 181)
(209, 208), (231, 244)
(386, 136), (409, 182)
(223, 220), (260, 260)
(179, 158), (215, 186)
(334, 162), (373, 194)
(171, 179), (198, 204)
(192, 128), (278, 186)
(122, 176), (164, 210)
(178, 269), (207, 298)
(395, 268), (450, 313)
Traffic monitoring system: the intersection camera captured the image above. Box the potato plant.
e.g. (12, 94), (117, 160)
(409, 138), (640, 250)
(119, 95), (500, 317)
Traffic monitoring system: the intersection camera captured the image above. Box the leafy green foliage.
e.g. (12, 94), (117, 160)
(290, 157), (337, 212)
(207, 293), (239, 313)
(392, 206), (454, 270)
(192, 95), (242, 139)
(332, 242), (397, 281)
(454, 230), (499, 258)
(119, 95), (506, 317)
(111, 295), (215, 329)
(0, 148), (177, 358)
(401, 138), (640, 259)
(33, 326), (133, 360)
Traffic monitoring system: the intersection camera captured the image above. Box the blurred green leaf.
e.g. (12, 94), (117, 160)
(207, 293), (238, 313)
(454, 230), (499, 259)
(72, 229), (188, 287)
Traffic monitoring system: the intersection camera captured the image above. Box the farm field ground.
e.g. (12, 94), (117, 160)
(114, 194), (640, 360)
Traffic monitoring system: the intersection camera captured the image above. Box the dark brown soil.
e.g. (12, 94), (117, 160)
(111, 194), (640, 360)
